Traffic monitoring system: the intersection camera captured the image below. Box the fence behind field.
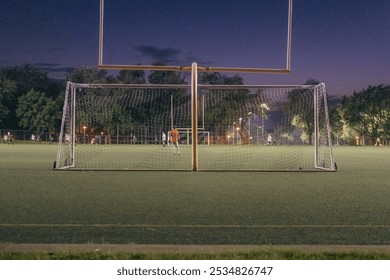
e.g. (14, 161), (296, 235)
(0, 129), (60, 143)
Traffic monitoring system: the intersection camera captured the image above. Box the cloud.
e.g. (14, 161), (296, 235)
(133, 45), (215, 68)
(47, 47), (63, 53)
(134, 45), (181, 63)
(34, 63), (61, 67)
(34, 63), (75, 79)
(34, 63), (75, 72)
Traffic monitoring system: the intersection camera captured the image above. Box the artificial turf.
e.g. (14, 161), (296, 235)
(0, 143), (390, 246)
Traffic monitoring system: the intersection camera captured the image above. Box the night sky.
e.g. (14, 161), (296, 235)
(1, 0), (389, 97)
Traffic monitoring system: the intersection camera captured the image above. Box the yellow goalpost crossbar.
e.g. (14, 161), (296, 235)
(98, 0), (293, 74)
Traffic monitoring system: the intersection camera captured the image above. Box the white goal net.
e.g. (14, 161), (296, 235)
(55, 82), (335, 171)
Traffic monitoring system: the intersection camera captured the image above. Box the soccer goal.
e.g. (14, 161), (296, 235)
(197, 83), (335, 171)
(176, 128), (210, 146)
(55, 81), (335, 171)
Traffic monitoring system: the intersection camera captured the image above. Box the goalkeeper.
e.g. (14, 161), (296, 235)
(170, 126), (180, 155)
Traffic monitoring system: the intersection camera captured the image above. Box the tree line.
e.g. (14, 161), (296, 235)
(1, 63), (389, 145)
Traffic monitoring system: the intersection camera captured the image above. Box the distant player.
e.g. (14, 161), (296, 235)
(267, 133), (277, 147)
(170, 126), (180, 155)
(64, 133), (70, 145)
(267, 134), (272, 145)
(162, 131), (166, 147)
(7, 132), (13, 145)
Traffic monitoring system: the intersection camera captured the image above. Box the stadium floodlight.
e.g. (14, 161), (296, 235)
(260, 103), (270, 111)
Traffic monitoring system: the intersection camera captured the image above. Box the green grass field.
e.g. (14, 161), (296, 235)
(58, 143), (322, 171)
(1, 142), (390, 259)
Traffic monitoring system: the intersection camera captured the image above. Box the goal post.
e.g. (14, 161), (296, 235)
(55, 81), (335, 171)
(314, 83), (334, 170)
(98, 0), (294, 75)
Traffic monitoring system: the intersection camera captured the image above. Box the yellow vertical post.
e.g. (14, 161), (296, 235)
(286, 0), (293, 70)
(99, 0), (104, 66)
(191, 62), (198, 171)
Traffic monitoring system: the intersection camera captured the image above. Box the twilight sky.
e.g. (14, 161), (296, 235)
(1, 0), (389, 97)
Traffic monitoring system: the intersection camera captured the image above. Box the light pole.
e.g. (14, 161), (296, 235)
(238, 117), (242, 145)
(232, 122), (235, 145)
(83, 126), (86, 143)
(248, 112), (252, 144)
(260, 103), (269, 145)
(261, 118), (264, 145)
(227, 125), (231, 145)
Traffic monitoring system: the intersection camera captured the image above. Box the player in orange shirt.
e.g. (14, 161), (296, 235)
(170, 126), (180, 155)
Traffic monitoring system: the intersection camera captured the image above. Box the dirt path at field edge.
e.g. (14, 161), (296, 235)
(2, 244), (390, 254)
